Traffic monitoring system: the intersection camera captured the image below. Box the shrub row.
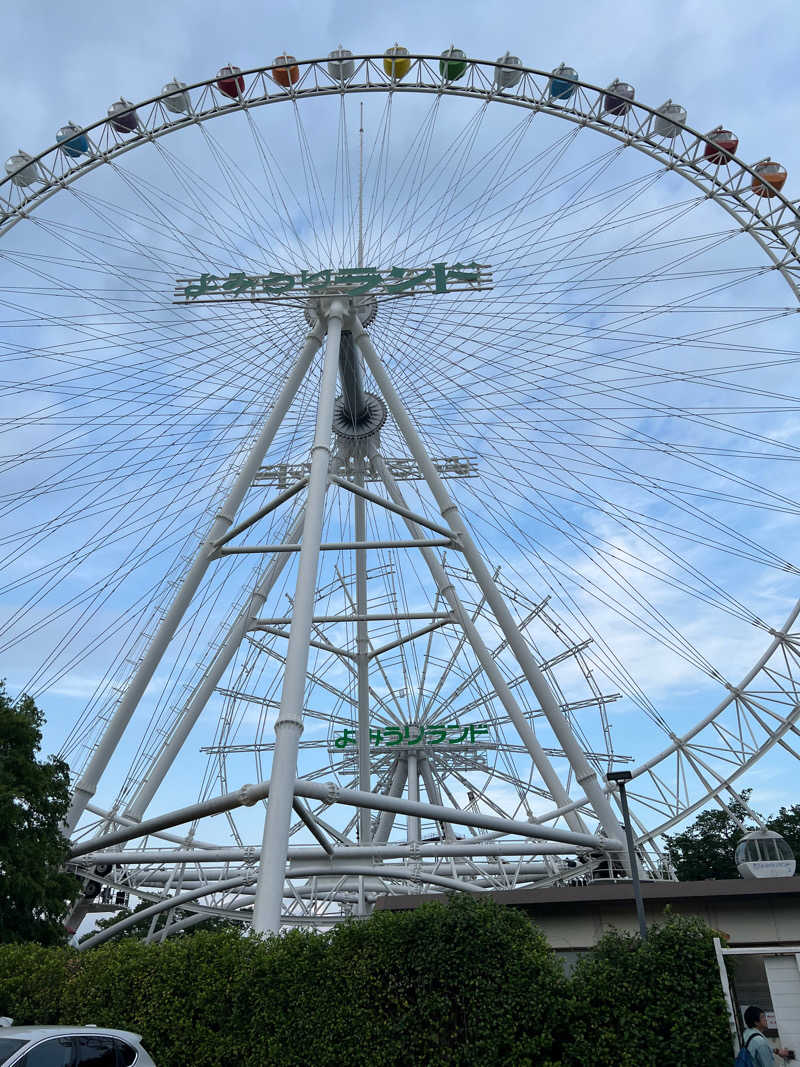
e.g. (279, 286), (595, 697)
(0, 896), (732, 1066)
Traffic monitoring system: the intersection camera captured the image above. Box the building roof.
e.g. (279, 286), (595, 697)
(375, 875), (800, 914)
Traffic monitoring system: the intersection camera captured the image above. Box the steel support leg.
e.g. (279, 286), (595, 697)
(407, 753), (420, 842)
(354, 462), (371, 914)
(252, 302), (345, 934)
(354, 464), (371, 844)
(419, 756), (457, 841)
(125, 508), (306, 820)
(373, 758), (408, 843)
(371, 450), (588, 835)
(66, 323), (324, 832)
(355, 323), (623, 854)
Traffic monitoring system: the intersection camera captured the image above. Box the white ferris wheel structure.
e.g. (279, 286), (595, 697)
(2, 48), (800, 940)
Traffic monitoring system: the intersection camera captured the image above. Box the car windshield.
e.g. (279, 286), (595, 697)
(0, 1038), (27, 1064)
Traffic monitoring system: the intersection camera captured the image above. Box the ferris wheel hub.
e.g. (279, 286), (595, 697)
(332, 391), (386, 442)
(304, 292), (378, 328)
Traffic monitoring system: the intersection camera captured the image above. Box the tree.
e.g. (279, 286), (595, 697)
(663, 791), (759, 880)
(766, 803), (800, 861)
(0, 683), (78, 943)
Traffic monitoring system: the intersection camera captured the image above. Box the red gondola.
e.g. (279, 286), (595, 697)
(217, 66), (245, 100)
(704, 127), (738, 165)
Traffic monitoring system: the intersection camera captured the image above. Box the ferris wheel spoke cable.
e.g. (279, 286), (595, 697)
(192, 123), (278, 269)
(291, 101), (340, 266)
(15, 485), (241, 703)
(235, 109), (323, 265)
(236, 114), (325, 267)
(2, 384), (294, 691)
(0, 355), (267, 510)
(401, 426), (721, 691)
(0, 366), (264, 581)
(0, 241), (292, 407)
(464, 454), (759, 656)
(389, 99), (448, 269)
(2, 64), (798, 905)
(396, 138), (662, 297)
(407, 311), (800, 533)
(471, 414), (792, 603)
(152, 117), (307, 261)
(0, 330), (317, 527)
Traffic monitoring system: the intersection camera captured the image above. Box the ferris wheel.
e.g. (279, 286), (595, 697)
(2, 47), (800, 940)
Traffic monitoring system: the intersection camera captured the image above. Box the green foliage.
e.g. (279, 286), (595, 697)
(663, 794), (757, 880)
(302, 895), (568, 1066)
(0, 682), (78, 944)
(663, 790), (800, 881)
(0, 896), (730, 1067)
(563, 912), (732, 1066)
(766, 803), (800, 860)
(0, 941), (73, 1024)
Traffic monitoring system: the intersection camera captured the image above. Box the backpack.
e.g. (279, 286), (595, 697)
(734, 1032), (758, 1067)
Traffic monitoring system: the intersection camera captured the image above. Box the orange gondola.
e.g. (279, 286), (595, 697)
(272, 54), (300, 89)
(751, 159), (787, 197)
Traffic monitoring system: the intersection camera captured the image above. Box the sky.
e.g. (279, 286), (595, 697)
(1, 0), (798, 176)
(2, 0), (800, 853)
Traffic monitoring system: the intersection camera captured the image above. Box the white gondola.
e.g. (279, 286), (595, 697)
(735, 830), (795, 879)
(5, 150), (40, 187)
(494, 52), (523, 89)
(162, 80), (191, 115)
(327, 46), (354, 83)
(654, 99), (687, 139)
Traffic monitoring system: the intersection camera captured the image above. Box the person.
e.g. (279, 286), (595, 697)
(741, 1006), (792, 1065)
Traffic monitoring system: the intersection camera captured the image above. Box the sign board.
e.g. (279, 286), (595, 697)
(333, 722), (490, 749)
(255, 455), (478, 487)
(174, 261), (493, 304)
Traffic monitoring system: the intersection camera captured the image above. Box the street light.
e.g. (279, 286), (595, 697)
(606, 770), (648, 941)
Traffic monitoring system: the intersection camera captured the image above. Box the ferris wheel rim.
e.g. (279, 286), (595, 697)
(2, 53), (799, 299)
(5, 52), (800, 895)
(533, 594), (800, 833)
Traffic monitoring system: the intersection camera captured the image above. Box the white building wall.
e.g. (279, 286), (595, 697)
(765, 955), (800, 1056)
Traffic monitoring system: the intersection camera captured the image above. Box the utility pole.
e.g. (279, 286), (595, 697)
(607, 770), (648, 941)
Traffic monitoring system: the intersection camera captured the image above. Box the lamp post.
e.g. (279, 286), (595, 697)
(606, 770), (648, 941)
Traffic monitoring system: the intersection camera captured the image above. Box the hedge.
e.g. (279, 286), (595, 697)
(0, 896), (731, 1066)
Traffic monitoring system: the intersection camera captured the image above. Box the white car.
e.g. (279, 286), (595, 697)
(0, 1026), (155, 1066)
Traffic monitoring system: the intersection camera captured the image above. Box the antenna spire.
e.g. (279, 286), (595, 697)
(358, 101), (364, 268)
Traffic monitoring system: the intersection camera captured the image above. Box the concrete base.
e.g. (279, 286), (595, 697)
(375, 876), (800, 951)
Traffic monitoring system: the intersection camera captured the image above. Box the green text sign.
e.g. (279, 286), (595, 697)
(175, 262), (492, 303)
(334, 722), (490, 749)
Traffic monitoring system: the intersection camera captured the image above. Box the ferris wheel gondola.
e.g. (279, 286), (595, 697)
(735, 830), (796, 879)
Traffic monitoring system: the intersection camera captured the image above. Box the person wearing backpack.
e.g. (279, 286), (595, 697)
(737, 1005), (792, 1066)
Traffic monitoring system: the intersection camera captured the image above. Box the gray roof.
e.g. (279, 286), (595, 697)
(0, 1026), (141, 1042)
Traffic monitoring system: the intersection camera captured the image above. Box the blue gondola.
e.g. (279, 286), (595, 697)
(549, 64), (577, 101)
(56, 123), (90, 158)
